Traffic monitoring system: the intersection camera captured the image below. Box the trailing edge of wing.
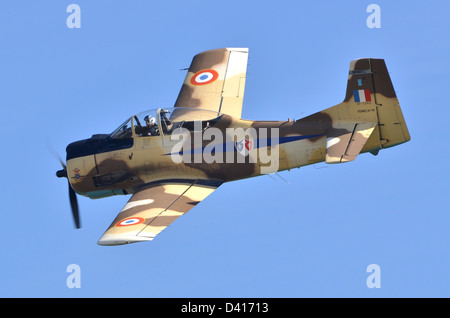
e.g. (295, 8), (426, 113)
(97, 181), (221, 246)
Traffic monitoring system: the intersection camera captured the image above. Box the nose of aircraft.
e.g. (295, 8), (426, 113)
(56, 169), (67, 178)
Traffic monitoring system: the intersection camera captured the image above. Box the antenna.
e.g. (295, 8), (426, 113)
(276, 173), (290, 184)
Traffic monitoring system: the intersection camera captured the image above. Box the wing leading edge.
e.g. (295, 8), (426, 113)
(98, 181), (221, 246)
(174, 48), (248, 118)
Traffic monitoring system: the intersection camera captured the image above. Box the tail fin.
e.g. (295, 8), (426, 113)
(324, 58), (410, 163)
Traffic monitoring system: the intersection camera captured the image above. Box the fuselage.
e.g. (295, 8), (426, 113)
(65, 111), (333, 199)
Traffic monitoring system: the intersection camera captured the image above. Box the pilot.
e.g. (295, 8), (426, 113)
(143, 115), (158, 136)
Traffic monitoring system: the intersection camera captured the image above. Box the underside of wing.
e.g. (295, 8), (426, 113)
(174, 48), (248, 119)
(97, 181), (221, 246)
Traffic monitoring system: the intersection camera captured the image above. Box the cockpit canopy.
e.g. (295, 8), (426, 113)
(66, 107), (223, 161)
(110, 107), (223, 139)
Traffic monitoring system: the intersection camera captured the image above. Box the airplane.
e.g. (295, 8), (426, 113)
(56, 48), (410, 246)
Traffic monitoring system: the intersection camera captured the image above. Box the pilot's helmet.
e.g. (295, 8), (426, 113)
(144, 115), (156, 126)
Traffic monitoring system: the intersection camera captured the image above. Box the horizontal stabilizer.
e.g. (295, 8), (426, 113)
(326, 122), (377, 164)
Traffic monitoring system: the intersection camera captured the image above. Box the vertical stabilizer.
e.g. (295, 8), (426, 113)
(344, 58), (411, 150)
(321, 58), (410, 163)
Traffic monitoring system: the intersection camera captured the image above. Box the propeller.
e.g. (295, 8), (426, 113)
(56, 162), (81, 229)
(50, 141), (81, 229)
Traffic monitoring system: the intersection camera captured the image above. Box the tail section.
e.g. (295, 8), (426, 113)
(345, 58), (411, 150)
(323, 58), (411, 163)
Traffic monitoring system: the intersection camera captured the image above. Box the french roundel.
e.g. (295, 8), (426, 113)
(190, 69), (219, 86)
(116, 217), (145, 227)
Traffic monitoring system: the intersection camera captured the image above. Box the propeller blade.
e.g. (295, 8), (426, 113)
(68, 181), (81, 229)
(51, 141), (82, 229)
(47, 139), (66, 169)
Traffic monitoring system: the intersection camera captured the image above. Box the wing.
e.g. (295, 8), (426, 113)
(174, 48), (248, 118)
(97, 181), (221, 246)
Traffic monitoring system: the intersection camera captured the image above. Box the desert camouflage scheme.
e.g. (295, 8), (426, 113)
(56, 48), (410, 245)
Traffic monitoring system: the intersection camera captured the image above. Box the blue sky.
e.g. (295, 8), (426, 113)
(0, 0), (449, 297)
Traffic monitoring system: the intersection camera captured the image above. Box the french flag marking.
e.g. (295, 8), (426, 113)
(353, 89), (371, 103)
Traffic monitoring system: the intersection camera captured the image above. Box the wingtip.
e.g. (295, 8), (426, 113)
(226, 47), (249, 52)
(195, 47), (249, 56)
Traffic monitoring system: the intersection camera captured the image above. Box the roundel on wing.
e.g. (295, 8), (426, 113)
(116, 217), (146, 227)
(190, 69), (219, 86)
